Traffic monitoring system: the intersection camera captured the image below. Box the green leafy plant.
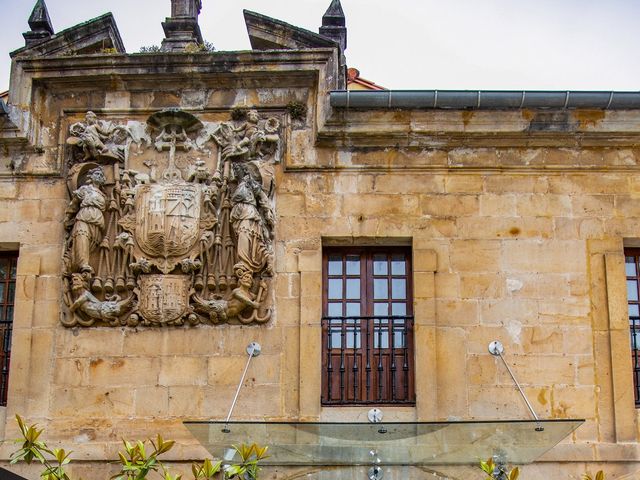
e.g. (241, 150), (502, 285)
(11, 416), (268, 480)
(184, 41), (215, 53)
(139, 45), (161, 53)
(224, 444), (269, 480)
(192, 458), (222, 480)
(286, 101), (307, 121)
(111, 436), (175, 480)
(582, 472), (605, 480)
(479, 457), (519, 480)
(10, 415), (72, 480)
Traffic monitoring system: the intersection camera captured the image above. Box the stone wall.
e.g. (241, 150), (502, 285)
(1, 47), (640, 480)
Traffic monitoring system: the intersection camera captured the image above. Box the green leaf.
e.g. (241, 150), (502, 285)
(26, 425), (43, 443)
(479, 459), (494, 475)
(16, 415), (27, 437)
(254, 445), (269, 460)
(225, 465), (243, 478)
(509, 466), (520, 480)
(206, 460), (221, 478)
(157, 439), (175, 455)
(136, 441), (147, 460)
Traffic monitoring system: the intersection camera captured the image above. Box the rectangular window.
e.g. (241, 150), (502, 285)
(322, 247), (415, 405)
(624, 249), (640, 407)
(0, 253), (16, 407)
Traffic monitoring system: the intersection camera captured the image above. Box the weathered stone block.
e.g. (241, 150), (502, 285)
(450, 240), (501, 272)
(158, 357), (208, 387)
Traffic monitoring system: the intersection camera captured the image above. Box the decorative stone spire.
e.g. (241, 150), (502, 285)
(161, 0), (205, 51)
(23, 0), (54, 47)
(319, 0), (347, 51)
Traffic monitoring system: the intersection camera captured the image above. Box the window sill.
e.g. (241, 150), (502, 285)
(320, 405), (416, 422)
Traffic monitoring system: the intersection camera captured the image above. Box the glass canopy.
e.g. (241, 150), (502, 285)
(184, 419), (583, 466)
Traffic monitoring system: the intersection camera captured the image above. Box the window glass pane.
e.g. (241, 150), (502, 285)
(628, 280), (639, 301)
(0, 284), (4, 303)
(328, 255), (342, 275)
(626, 256), (637, 276)
(374, 279), (388, 299)
(0, 260), (7, 280)
(374, 325), (389, 349)
(632, 319), (640, 349)
(10, 261), (16, 280)
(393, 329), (405, 348)
(329, 319), (342, 348)
(346, 320), (361, 348)
(392, 303), (406, 316)
(345, 302), (360, 317)
(629, 304), (640, 317)
(346, 279), (360, 299)
(327, 302), (342, 317)
(345, 255), (360, 275)
(328, 279), (342, 299)
(393, 319), (406, 348)
(2, 325), (11, 352)
(373, 255), (388, 275)
(391, 254), (406, 275)
(329, 328), (341, 349)
(374, 303), (388, 316)
(6, 306), (12, 322)
(391, 279), (407, 300)
(7, 283), (14, 303)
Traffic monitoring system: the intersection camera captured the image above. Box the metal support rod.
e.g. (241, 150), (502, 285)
(489, 340), (544, 432)
(222, 342), (261, 433)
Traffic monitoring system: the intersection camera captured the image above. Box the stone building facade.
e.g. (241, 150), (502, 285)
(0, 1), (639, 479)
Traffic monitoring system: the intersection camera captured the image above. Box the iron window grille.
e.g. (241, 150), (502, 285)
(0, 253), (17, 407)
(624, 249), (640, 407)
(322, 247), (415, 405)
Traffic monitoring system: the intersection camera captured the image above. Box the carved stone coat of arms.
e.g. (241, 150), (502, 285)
(61, 108), (280, 327)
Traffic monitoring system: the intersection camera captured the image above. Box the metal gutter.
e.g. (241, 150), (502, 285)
(330, 90), (640, 110)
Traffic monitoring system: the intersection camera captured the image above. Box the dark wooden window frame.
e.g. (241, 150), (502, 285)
(624, 248), (640, 408)
(321, 246), (415, 406)
(0, 252), (17, 407)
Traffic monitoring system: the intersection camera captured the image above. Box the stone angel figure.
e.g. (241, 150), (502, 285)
(211, 109), (280, 162)
(67, 111), (132, 163)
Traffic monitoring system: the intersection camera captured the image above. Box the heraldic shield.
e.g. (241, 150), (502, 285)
(139, 274), (191, 325)
(134, 183), (202, 274)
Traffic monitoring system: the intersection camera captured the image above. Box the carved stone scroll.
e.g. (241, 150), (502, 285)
(61, 108), (281, 327)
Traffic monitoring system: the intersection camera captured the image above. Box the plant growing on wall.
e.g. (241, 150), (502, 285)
(11, 416), (268, 480)
(582, 472), (605, 480)
(10, 415), (72, 480)
(223, 444), (269, 480)
(479, 458), (519, 480)
(111, 437), (176, 480)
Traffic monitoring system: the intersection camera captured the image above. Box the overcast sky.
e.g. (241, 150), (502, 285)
(1, 0), (639, 93)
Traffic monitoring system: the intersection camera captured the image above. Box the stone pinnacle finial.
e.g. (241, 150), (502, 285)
(23, 0), (54, 47)
(161, 0), (205, 52)
(319, 0), (347, 51)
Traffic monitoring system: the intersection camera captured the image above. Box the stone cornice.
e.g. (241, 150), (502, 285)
(316, 109), (640, 150)
(15, 49), (337, 81)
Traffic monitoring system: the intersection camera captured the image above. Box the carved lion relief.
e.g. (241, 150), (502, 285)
(61, 108), (280, 327)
